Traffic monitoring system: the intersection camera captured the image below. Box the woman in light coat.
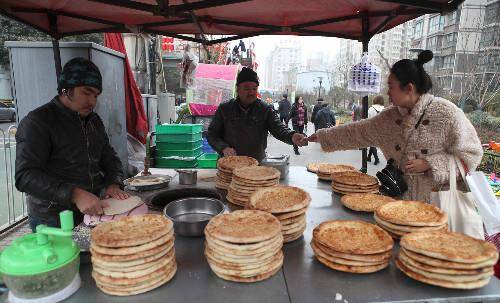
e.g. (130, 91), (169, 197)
(308, 51), (483, 202)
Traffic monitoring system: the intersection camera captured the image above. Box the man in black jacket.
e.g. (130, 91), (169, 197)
(15, 58), (128, 231)
(315, 103), (336, 130)
(310, 98), (323, 132)
(278, 93), (291, 125)
(207, 67), (307, 162)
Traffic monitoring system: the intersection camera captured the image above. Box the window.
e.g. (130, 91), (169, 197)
(427, 36), (441, 50)
(413, 22), (423, 39)
(444, 32), (457, 47)
(447, 11), (457, 26)
(429, 15), (445, 33)
(443, 55), (455, 69)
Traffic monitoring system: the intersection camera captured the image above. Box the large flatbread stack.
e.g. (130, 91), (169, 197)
(90, 215), (176, 296)
(311, 220), (393, 273)
(316, 164), (356, 181)
(247, 186), (311, 243)
(226, 166), (280, 207)
(204, 210), (284, 282)
(340, 193), (395, 212)
(397, 231), (499, 289)
(331, 171), (379, 194)
(215, 156), (259, 190)
(374, 200), (448, 239)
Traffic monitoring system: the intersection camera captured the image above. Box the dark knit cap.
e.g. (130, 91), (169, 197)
(57, 57), (102, 93)
(236, 67), (259, 86)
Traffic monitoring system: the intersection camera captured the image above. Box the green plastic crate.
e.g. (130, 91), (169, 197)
(156, 140), (202, 151)
(197, 153), (219, 168)
(156, 146), (203, 158)
(156, 132), (202, 143)
(156, 124), (203, 134)
(155, 157), (198, 168)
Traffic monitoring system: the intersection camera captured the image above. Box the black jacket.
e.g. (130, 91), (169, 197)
(278, 98), (291, 118)
(315, 107), (336, 130)
(15, 97), (124, 225)
(311, 103), (322, 125)
(289, 103), (308, 128)
(207, 98), (295, 161)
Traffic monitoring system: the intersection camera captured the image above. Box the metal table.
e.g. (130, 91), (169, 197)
(66, 167), (500, 303)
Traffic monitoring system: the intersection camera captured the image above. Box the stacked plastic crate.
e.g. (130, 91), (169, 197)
(155, 124), (203, 168)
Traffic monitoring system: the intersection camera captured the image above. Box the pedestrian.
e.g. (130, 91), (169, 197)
(15, 57), (129, 231)
(289, 96), (308, 155)
(311, 98), (323, 132)
(206, 67), (307, 162)
(308, 50), (482, 202)
(278, 93), (291, 125)
(314, 103), (336, 131)
(367, 95), (385, 165)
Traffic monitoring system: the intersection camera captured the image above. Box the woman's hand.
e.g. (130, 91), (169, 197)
(405, 159), (430, 174)
(104, 184), (129, 199)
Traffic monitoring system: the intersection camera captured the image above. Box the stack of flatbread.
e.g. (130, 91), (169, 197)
(215, 156), (259, 190)
(90, 215), (176, 296)
(204, 210), (284, 282)
(396, 230), (499, 289)
(316, 164), (356, 181)
(331, 171), (379, 194)
(226, 166), (280, 207)
(311, 220), (393, 273)
(340, 193), (395, 212)
(247, 185), (311, 243)
(374, 200), (448, 239)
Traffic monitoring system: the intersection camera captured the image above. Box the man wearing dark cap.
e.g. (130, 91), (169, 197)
(15, 57), (128, 231)
(207, 67), (307, 161)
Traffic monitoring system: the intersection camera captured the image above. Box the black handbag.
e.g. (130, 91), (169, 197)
(376, 101), (432, 197)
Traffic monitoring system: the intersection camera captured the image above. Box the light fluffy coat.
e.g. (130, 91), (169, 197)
(317, 94), (483, 202)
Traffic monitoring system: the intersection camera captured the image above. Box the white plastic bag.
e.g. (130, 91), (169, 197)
(466, 171), (500, 235)
(430, 156), (484, 239)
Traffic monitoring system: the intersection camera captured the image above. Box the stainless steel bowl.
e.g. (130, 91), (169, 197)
(163, 197), (225, 237)
(176, 169), (197, 185)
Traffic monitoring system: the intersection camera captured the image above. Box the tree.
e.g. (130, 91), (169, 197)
(1, 15), (103, 70)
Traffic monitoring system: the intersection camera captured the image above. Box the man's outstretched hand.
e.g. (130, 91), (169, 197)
(307, 133), (318, 142)
(292, 133), (308, 147)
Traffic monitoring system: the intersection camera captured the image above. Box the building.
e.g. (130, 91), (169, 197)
(409, 0), (487, 95)
(264, 39), (301, 91)
(476, 0), (499, 94)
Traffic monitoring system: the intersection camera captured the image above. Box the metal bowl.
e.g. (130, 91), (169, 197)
(163, 197), (225, 237)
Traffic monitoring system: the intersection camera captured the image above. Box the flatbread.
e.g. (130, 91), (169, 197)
(218, 156), (259, 171)
(278, 213), (306, 225)
(398, 250), (493, 275)
(92, 262), (176, 286)
(341, 193), (395, 212)
(400, 230), (499, 264)
(395, 258), (491, 289)
(91, 230), (173, 255)
(205, 233), (282, 252)
(248, 186), (311, 214)
(313, 220), (393, 254)
(210, 260), (282, 282)
(311, 241), (388, 266)
(92, 241), (173, 268)
(93, 251), (175, 278)
(374, 213), (448, 233)
(233, 166), (281, 181)
(275, 208), (308, 220)
(206, 238), (283, 257)
(102, 196), (143, 216)
(90, 239), (174, 262)
(314, 253), (389, 274)
(375, 200), (448, 227)
(401, 248), (498, 270)
(91, 214), (173, 247)
(127, 176), (168, 187)
(312, 239), (392, 262)
(205, 246), (281, 265)
(205, 210), (282, 243)
(331, 171), (378, 186)
(207, 252), (283, 278)
(307, 162), (325, 173)
(318, 164), (356, 175)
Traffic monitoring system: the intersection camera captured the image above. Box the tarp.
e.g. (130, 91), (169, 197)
(104, 33), (149, 144)
(0, 1), (463, 44)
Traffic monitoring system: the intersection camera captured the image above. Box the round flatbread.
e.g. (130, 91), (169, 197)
(93, 251), (175, 278)
(275, 207), (308, 220)
(317, 164), (356, 175)
(401, 248), (498, 270)
(205, 210), (282, 243)
(90, 239), (174, 262)
(400, 230), (499, 264)
(311, 241), (387, 266)
(210, 259), (282, 282)
(331, 171), (378, 186)
(92, 241), (174, 268)
(395, 258), (491, 289)
(91, 231), (173, 256)
(205, 233), (282, 252)
(312, 239), (392, 262)
(375, 200), (448, 227)
(102, 196), (143, 216)
(374, 213), (448, 233)
(207, 252), (283, 278)
(233, 166), (281, 181)
(341, 193), (395, 212)
(306, 162), (327, 173)
(314, 253), (389, 274)
(313, 220), (393, 254)
(248, 186), (311, 214)
(218, 156), (259, 172)
(91, 214), (173, 248)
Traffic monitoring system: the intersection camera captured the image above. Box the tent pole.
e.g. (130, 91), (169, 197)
(360, 15), (370, 173)
(52, 39), (62, 79)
